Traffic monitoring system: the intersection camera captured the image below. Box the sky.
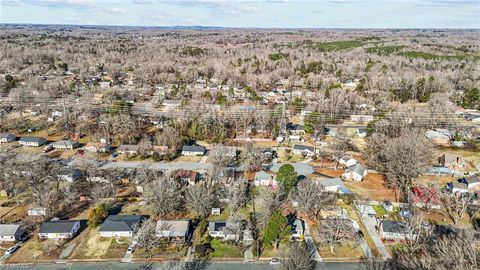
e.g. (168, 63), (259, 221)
(0, 0), (479, 29)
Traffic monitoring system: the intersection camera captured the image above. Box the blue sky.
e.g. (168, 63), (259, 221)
(1, 0), (479, 28)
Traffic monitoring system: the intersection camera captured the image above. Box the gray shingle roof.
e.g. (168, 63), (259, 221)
(99, 215), (142, 232)
(117, 145), (140, 152)
(347, 163), (366, 175)
(51, 140), (78, 147)
(316, 177), (344, 187)
(156, 220), (190, 237)
(19, 137), (46, 144)
(382, 220), (405, 234)
(182, 145), (206, 153)
(39, 220), (79, 234)
(0, 133), (16, 141)
(293, 144), (314, 152)
(0, 224), (21, 237)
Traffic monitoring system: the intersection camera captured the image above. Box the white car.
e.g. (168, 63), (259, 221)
(269, 258), (281, 265)
(126, 245), (135, 254)
(5, 246), (19, 255)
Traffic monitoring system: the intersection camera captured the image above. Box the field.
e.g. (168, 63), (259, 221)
(172, 155), (203, 163)
(344, 173), (397, 201)
(319, 241), (365, 260)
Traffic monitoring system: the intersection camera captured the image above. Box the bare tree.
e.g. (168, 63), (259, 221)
(440, 192), (475, 227)
(144, 173), (183, 218)
(316, 218), (359, 254)
(185, 183), (218, 219)
(136, 219), (163, 253)
(279, 242), (316, 270)
(291, 180), (335, 219)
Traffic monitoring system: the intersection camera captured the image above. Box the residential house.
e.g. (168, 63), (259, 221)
(174, 170), (199, 186)
(156, 220), (191, 243)
(289, 218), (305, 239)
(38, 220), (81, 240)
(85, 142), (112, 153)
(438, 153), (466, 172)
(27, 207), (47, 216)
(181, 145), (206, 156)
(0, 133), (16, 143)
(426, 167), (452, 176)
(447, 181), (469, 194)
(254, 171), (277, 187)
(292, 144), (316, 157)
(287, 124), (305, 135)
(99, 215), (143, 238)
(338, 155), (357, 167)
(0, 224), (27, 242)
(342, 163), (368, 182)
(315, 177), (347, 193)
(380, 220), (417, 241)
(19, 137), (47, 147)
(57, 169), (82, 183)
(459, 175), (480, 192)
(356, 128), (367, 138)
(350, 115), (374, 123)
(117, 144), (140, 155)
(383, 201), (394, 212)
(208, 221), (244, 241)
(51, 140), (79, 150)
(425, 129), (451, 145)
(319, 207), (346, 219)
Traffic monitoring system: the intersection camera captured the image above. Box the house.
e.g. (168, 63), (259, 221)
(319, 207), (346, 219)
(350, 115), (374, 123)
(315, 177), (346, 193)
(156, 220), (191, 242)
(438, 153), (466, 172)
(99, 215), (143, 238)
(356, 128), (367, 138)
(38, 220), (81, 239)
(380, 220), (417, 241)
(28, 207), (47, 216)
(85, 142), (111, 153)
(292, 145), (316, 157)
(211, 208), (221, 215)
(289, 218), (305, 239)
(181, 145), (206, 156)
(208, 221), (244, 241)
(0, 133), (16, 143)
(0, 224), (27, 242)
(342, 163), (368, 182)
(447, 181), (469, 194)
(117, 144), (140, 155)
(254, 171), (277, 187)
(426, 167), (452, 176)
(57, 169), (82, 183)
(174, 169), (199, 186)
(459, 175), (480, 192)
(425, 129), (450, 145)
(338, 155), (357, 167)
(51, 140), (79, 150)
(383, 201), (394, 212)
(451, 141), (466, 148)
(287, 124), (305, 135)
(222, 146), (239, 158)
(19, 137), (47, 147)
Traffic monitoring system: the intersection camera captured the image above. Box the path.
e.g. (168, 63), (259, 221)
(304, 223), (322, 262)
(358, 237), (372, 258)
(243, 240), (254, 262)
(59, 242), (76, 259)
(199, 155), (209, 163)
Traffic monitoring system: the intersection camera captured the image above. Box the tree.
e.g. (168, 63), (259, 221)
(263, 210), (290, 249)
(332, 129), (352, 170)
(382, 130), (432, 202)
(291, 180), (335, 219)
(280, 242), (315, 270)
(316, 218), (359, 254)
(459, 87), (480, 109)
(185, 183), (217, 219)
(137, 219), (164, 253)
(144, 173), (183, 218)
(440, 192), (475, 227)
(88, 203), (111, 227)
(276, 164), (298, 191)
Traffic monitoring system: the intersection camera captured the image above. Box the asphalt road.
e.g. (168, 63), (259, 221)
(0, 262), (360, 270)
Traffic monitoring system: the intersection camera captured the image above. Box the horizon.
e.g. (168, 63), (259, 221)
(1, 0), (479, 29)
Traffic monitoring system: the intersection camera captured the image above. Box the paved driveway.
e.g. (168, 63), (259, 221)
(360, 216), (391, 259)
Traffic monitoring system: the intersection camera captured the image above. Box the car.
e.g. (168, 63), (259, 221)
(269, 258), (281, 265)
(126, 245), (135, 254)
(5, 246), (19, 255)
(43, 145), (54, 153)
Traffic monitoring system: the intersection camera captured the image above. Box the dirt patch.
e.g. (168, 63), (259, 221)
(70, 228), (110, 259)
(344, 173), (397, 202)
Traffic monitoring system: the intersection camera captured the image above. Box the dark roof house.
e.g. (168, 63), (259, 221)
(99, 215), (142, 236)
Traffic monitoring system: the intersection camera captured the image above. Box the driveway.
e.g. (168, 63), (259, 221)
(304, 223), (322, 262)
(360, 215), (391, 259)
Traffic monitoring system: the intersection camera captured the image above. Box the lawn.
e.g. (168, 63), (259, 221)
(207, 208), (231, 222)
(210, 239), (243, 258)
(173, 155), (203, 163)
(319, 241), (365, 259)
(7, 237), (63, 263)
(341, 203), (380, 257)
(134, 243), (188, 259)
(103, 237), (130, 259)
(372, 205), (387, 218)
(69, 227), (112, 260)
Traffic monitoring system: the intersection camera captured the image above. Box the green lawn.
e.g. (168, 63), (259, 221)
(372, 205), (387, 218)
(210, 239), (243, 258)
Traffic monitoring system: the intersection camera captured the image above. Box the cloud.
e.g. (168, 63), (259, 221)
(133, 0), (157, 4)
(1, 0), (24, 6)
(7, 0), (96, 9)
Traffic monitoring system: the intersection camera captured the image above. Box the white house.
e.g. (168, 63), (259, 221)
(447, 182), (469, 194)
(85, 142), (111, 153)
(51, 140), (79, 150)
(19, 137), (47, 147)
(292, 144), (316, 157)
(99, 215), (142, 238)
(208, 221), (243, 241)
(28, 207), (47, 216)
(342, 163), (368, 182)
(383, 201), (394, 212)
(0, 133), (16, 144)
(338, 155), (358, 167)
(181, 145), (206, 156)
(0, 224), (27, 242)
(315, 177), (346, 193)
(117, 144), (140, 155)
(254, 171), (277, 187)
(38, 220), (81, 240)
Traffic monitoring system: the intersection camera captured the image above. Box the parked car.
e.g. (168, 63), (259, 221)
(126, 245), (135, 254)
(269, 258), (281, 265)
(5, 246), (19, 255)
(43, 145), (54, 153)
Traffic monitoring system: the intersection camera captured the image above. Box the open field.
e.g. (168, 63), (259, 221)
(344, 173), (397, 202)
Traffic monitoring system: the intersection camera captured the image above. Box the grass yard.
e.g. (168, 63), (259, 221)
(69, 227), (112, 260)
(134, 243), (188, 259)
(210, 239), (243, 258)
(319, 241), (365, 259)
(7, 237), (63, 263)
(344, 173), (398, 201)
(173, 155), (203, 163)
(120, 200), (152, 216)
(103, 237), (130, 259)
